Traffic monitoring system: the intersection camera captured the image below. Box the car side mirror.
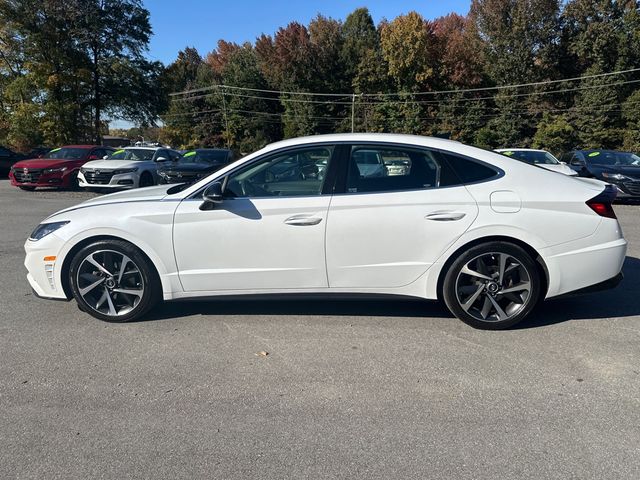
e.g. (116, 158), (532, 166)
(88, 154), (98, 160)
(202, 182), (224, 207)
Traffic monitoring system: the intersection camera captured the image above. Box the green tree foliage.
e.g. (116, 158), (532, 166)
(3, 2), (640, 154)
(532, 113), (576, 155)
(0, 0), (161, 150)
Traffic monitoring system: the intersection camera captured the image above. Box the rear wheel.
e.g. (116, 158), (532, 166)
(442, 242), (541, 329)
(69, 239), (161, 322)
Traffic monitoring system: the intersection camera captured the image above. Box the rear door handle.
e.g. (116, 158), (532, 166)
(425, 211), (466, 221)
(284, 214), (323, 226)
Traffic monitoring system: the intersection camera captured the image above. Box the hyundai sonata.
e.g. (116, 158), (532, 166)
(25, 134), (627, 329)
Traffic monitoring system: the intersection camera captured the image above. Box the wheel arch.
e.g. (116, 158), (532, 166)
(60, 234), (162, 300)
(435, 235), (549, 302)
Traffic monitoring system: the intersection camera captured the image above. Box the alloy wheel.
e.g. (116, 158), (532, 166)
(455, 252), (532, 323)
(76, 249), (145, 317)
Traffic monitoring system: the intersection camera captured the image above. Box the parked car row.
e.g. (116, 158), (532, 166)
(6, 145), (235, 191)
(495, 148), (640, 199)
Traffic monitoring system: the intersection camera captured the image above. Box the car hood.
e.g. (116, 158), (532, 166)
(46, 184), (173, 219)
(539, 163), (577, 176)
(159, 162), (218, 173)
(12, 158), (73, 169)
(81, 159), (145, 170)
(590, 164), (640, 178)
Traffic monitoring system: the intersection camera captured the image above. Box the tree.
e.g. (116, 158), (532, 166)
(532, 113), (575, 155)
(380, 12), (438, 91)
(75, 0), (161, 143)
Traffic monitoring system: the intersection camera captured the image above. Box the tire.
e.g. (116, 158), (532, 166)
(19, 186), (36, 191)
(442, 241), (541, 330)
(68, 172), (80, 190)
(139, 172), (154, 188)
(69, 239), (161, 322)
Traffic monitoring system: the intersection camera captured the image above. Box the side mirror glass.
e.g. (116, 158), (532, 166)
(202, 182), (224, 204)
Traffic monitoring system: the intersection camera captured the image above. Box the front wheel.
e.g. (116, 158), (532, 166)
(442, 242), (542, 330)
(69, 239), (161, 322)
(139, 172), (154, 188)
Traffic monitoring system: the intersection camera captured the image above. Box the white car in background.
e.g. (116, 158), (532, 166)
(495, 148), (578, 176)
(25, 133), (626, 330)
(78, 147), (181, 190)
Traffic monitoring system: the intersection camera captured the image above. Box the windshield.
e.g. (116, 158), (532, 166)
(587, 151), (640, 167)
(182, 150), (229, 164)
(47, 147), (89, 160)
(107, 148), (155, 162)
(500, 150), (559, 165)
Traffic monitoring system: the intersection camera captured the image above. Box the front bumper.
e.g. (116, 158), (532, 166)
(9, 170), (71, 188)
(24, 233), (70, 300)
(78, 170), (139, 189)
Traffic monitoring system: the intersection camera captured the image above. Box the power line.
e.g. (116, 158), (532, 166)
(169, 78), (640, 108)
(169, 67), (640, 99)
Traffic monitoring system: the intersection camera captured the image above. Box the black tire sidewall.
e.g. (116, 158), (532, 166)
(443, 241), (541, 330)
(69, 239), (161, 322)
(139, 172), (154, 187)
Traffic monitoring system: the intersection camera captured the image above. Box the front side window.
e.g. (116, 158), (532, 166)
(225, 146), (333, 198)
(346, 146), (459, 193)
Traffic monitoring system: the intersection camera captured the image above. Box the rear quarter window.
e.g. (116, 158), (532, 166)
(438, 151), (500, 185)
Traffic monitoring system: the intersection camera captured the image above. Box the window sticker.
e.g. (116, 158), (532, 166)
(588, 152), (600, 157)
(183, 151), (196, 157)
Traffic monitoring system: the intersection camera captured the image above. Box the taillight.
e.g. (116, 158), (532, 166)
(586, 186), (617, 219)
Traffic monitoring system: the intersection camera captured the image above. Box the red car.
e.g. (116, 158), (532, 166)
(9, 145), (115, 191)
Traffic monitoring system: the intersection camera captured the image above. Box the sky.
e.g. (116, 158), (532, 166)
(143, 0), (471, 64)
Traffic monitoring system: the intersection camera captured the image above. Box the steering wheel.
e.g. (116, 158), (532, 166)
(239, 179), (273, 197)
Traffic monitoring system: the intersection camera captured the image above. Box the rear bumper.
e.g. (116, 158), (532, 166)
(544, 234), (627, 298)
(559, 271), (624, 297)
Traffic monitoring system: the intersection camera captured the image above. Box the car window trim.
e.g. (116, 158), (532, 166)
(332, 141), (504, 196)
(187, 142), (342, 201)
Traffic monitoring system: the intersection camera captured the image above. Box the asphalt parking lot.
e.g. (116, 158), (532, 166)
(1, 179), (639, 479)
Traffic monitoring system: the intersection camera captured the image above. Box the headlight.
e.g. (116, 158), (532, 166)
(29, 221), (69, 241)
(113, 168), (138, 175)
(158, 171), (169, 178)
(43, 167), (67, 174)
(601, 172), (630, 181)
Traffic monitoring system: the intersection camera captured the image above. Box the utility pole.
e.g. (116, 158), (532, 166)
(219, 85), (231, 148)
(351, 93), (356, 133)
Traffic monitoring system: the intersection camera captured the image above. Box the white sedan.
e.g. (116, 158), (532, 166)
(78, 147), (181, 190)
(495, 148), (578, 176)
(25, 134), (626, 329)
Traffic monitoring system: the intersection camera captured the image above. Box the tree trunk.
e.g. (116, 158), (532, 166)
(93, 48), (101, 145)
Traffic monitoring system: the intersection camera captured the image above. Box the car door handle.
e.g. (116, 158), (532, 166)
(284, 215), (323, 226)
(425, 211), (467, 221)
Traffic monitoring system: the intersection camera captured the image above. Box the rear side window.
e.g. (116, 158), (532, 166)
(347, 146), (460, 193)
(438, 151), (499, 184)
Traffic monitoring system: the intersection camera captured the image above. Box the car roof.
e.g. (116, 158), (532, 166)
(262, 133), (460, 151)
(495, 148), (548, 153)
(58, 145), (101, 149)
(122, 146), (163, 151)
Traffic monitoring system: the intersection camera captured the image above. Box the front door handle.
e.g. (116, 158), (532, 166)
(284, 215), (323, 226)
(425, 211), (467, 221)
